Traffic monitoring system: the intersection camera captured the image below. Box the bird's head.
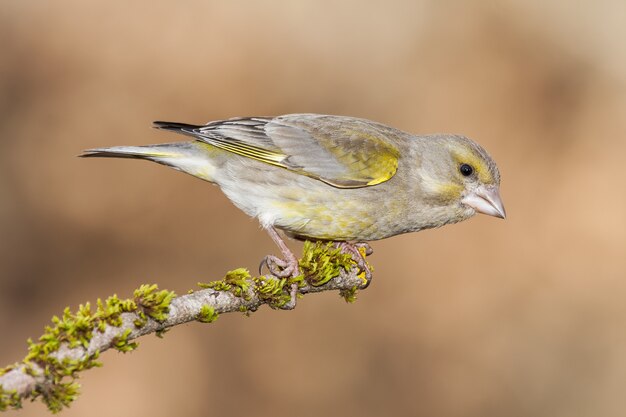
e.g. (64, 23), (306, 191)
(416, 135), (506, 220)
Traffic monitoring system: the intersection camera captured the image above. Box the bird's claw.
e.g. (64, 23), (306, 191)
(335, 241), (374, 289)
(354, 242), (374, 256)
(260, 255), (297, 278)
(259, 255), (299, 310)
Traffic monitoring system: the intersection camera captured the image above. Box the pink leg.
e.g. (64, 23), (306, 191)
(262, 227), (299, 277)
(261, 227), (300, 309)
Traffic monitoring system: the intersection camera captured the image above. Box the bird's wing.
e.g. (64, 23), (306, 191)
(154, 114), (400, 188)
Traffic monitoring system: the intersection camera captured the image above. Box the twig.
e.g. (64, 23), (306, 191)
(0, 241), (370, 413)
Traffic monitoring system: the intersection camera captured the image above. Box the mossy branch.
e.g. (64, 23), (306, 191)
(0, 242), (371, 413)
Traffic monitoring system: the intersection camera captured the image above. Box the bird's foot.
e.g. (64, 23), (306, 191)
(260, 254), (299, 310)
(260, 227), (301, 309)
(353, 242), (374, 256)
(335, 241), (374, 288)
(260, 255), (298, 278)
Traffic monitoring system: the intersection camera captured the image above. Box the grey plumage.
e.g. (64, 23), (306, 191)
(81, 114), (503, 241)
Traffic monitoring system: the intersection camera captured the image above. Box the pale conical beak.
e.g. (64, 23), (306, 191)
(461, 185), (506, 219)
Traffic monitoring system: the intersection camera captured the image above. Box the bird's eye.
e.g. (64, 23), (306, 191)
(459, 163), (474, 177)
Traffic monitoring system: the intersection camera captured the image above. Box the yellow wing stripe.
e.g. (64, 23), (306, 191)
(203, 138), (288, 164)
(199, 131), (399, 189)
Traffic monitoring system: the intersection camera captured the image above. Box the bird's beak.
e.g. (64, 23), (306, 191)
(462, 185), (506, 219)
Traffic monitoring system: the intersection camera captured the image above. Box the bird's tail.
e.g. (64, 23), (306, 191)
(80, 142), (218, 182)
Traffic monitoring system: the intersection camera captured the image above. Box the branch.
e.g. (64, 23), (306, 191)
(0, 241), (370, 413)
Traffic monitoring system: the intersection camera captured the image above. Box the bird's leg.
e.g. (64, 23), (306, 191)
(335, 241), (374, 288)
(261, 227), (300, 277)
(261, 226), (300, 309)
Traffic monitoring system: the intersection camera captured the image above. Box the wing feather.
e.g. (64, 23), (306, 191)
(156, 114), (400, 188)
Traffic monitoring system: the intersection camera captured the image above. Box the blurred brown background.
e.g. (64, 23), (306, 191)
(1, 1), (625, 416)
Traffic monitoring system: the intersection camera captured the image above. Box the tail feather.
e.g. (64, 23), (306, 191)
(80, 145), (180, 159)
(80, 142), (217, 182)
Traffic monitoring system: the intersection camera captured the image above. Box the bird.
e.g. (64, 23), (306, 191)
(81, 114), (505, 299)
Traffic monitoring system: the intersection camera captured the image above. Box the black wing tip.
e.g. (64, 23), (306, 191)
(152, 121), (201, 131)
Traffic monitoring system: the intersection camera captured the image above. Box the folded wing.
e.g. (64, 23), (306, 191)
(154, 114), (400, 188)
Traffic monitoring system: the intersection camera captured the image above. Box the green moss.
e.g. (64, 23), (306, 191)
(39, 380), (80, 414)
(155, 328), (169, 339)
(253, 275), (290, 308)
(339, 286), (359, 303)
(197, 305), (219, 323)
(96, 295), (137, 328)
(111, 329), (138, 353)
(199, 268), (253, 300)
(133, 284), (176, 322)
(299, 241), (354, 286)
(196, 244), (360, 309)
(0, 387), (22, 411)
(1, 240), (371, 413)
(19, 309), (104, 412)
(225, 268), (252, 298)
(2, 283), (176, 412)
(253, 272), (305, 309)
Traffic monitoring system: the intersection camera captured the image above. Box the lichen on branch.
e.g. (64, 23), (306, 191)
(0, 241), (371, 413)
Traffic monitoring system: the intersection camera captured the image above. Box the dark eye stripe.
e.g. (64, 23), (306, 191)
(460, 163), (474, 177)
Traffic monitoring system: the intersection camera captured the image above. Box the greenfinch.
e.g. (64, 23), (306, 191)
(82, 114), (504, 288)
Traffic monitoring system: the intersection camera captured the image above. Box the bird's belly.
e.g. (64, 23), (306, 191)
(220, 175), (406, 241)
(270, 195), (383, 241)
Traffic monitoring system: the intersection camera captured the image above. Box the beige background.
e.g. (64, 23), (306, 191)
(1, 1), (625, 416)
